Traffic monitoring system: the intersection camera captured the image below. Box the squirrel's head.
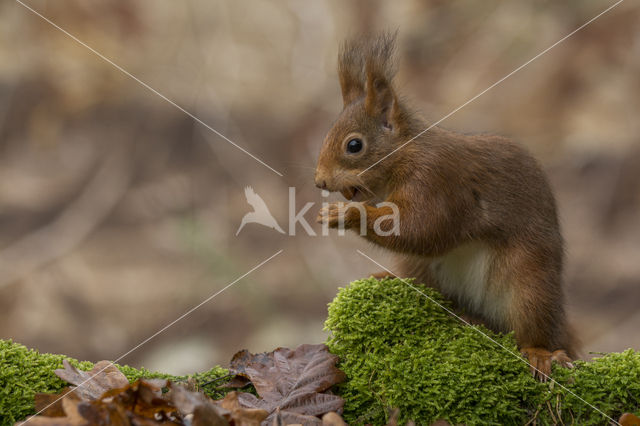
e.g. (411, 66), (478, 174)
(315, 32), (410, 203)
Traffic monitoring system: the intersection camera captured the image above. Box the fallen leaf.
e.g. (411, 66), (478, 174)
(99, 379), (176, 419)
(18, 379), (181, 426)
(21, 347), (344, 426)
(218, 392), (269, 426)
(169, 382), (213, 413)
(59, 398), (88, 424)
(228, 344), (345, 425)
(34, 387), (76, 417)
(16, 395), (88, 426)
(620, 413), (640, 426)
(169, 383), (228, 425)
(54, 360), (129, 400)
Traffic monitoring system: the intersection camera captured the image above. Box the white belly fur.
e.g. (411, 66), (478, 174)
(429, 242), (509, 326)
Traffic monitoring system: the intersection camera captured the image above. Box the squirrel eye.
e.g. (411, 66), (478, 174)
(346, 138), (363, 154)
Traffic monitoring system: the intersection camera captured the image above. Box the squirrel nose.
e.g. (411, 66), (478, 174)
(315, 180), (327, 190)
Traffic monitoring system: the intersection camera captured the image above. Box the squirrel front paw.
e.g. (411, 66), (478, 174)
(317, 202), (361, 229)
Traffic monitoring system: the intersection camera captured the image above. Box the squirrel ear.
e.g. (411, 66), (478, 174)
(338, 39), (365, 107)
(363, 33), (399, 130)
(364, 69), (399, 130)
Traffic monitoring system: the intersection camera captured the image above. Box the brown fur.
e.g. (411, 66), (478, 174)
(315, 33), (579, 378)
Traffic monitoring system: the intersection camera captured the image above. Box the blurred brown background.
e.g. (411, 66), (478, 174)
(0, 0), (639, 375)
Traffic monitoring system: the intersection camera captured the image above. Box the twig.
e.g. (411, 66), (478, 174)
(557, 393), (565, 425)
(524, 406), (541, 426)
(547, 400), (558, 424)
(201, 373), (234, 387)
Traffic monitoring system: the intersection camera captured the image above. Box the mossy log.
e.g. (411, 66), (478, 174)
(326, 278), (640, 425)
(2, 278), (639, 425)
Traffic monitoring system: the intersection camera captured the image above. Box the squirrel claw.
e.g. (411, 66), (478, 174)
(551, 349), (574, 369)
(520, 347), (573, 382)
(316, 204), (338, 227)
(317, 202), (356, 228)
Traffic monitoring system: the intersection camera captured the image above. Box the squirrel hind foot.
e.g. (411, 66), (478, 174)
(520, 347), (574, 382)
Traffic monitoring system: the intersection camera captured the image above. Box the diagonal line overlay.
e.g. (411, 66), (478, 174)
(15, 0), (284, 177)
(356, 249), (621, 425)
(24, 249), (284, 423)
(359, 0), (626, 176)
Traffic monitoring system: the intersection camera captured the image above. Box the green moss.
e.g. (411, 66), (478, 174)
(325, 278), (640, 425)
(0, 339), (228, 425)
(542, 349), (640, 425)
(4, 278), (640, 425)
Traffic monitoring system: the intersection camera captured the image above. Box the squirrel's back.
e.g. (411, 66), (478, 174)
(399, 127), (562, 247)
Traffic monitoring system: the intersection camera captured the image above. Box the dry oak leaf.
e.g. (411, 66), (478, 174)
(54, 359), (129, 400)
(33, 387), (77, 417)
(217, 391), (269, 426)
(228, 344), (346, 425)
(168, 383), (229, 426)
(18, 379), (180, 426)
(92, 379), (178, 420)
(17, 396), (87, 426)
(20, 359), (236, 426)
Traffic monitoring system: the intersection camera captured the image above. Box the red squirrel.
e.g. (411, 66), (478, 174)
(314, 33), (577, 380)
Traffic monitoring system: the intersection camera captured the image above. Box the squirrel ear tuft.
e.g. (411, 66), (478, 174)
(338, 38), (366, 107)
(363, 32), (400, 130)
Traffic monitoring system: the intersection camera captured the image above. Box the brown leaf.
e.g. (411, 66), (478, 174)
(620, 413), (640, 426)
(230, 344), (345, 399)
(170, 386), (269, 426)
(105, 380), (175, 418)
(15, 416), (84, 426)
(23, 346), (343, 426)
(16, 396), (89, 426)
(19, 380), (179, 426)
(54, 360), (129, 400)
(169, 383), (229, 426)
(218, 392), (269, 426)
(191, 405), (229, 426)
(228, 344), (346, 425)
(60, 398), (89, 424)
(34, 387), (77, 417)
